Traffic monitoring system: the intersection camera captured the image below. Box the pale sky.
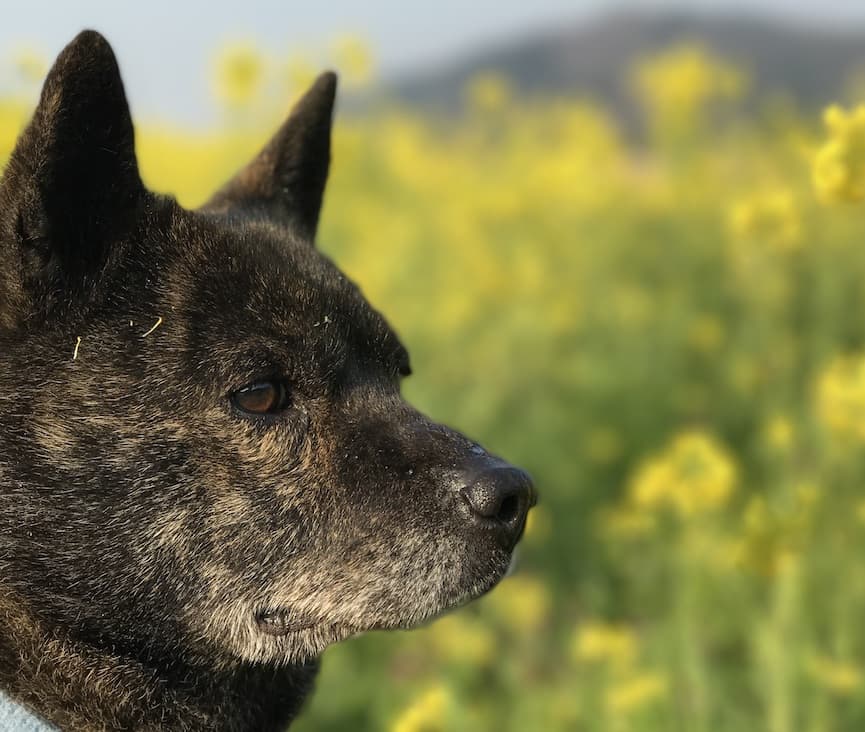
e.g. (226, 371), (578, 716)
(1, 0), (864, 125)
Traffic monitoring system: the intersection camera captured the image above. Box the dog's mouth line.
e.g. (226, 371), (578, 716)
(255, 608), (320, 636)
(254, 608), (372, 638)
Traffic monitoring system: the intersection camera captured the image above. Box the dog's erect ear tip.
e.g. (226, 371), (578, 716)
(316, 70), (338, 90)
(294, 71), (338, 118)
(54, 30), (118, 73)
(38, 29), (124, 109)
(312, 70), (338, 95)
(69, 29), (113, 53)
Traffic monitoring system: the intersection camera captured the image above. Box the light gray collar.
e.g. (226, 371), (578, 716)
(0, 690), (57, 731)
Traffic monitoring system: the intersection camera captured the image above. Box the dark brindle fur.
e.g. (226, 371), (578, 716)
(0, 31), (535, 731)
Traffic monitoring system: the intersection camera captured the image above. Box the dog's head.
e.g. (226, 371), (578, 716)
(0, 32), (535, 665)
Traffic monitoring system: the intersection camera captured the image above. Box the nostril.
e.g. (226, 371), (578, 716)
(497, 493), (520, 525)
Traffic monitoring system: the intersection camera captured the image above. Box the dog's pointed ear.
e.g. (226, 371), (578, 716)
(202, 72), (337, 242)
(0, 30), (144, 314)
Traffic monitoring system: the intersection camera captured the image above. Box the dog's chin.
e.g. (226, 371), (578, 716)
(250, 560), (512, 663)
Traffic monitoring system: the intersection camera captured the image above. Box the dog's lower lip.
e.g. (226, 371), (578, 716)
(255, 609), (316, 636)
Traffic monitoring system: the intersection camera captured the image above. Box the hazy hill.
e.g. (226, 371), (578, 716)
(381, 11), (865, 123)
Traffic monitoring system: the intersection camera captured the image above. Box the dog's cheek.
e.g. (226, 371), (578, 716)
(131, 485), (320, 652)
(217, 409), (311, 479)
(118, 411), (317, 631)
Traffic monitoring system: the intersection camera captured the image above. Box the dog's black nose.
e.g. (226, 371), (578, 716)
(460, 466), (535, 550)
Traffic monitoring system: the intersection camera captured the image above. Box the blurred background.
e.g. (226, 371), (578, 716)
(5, 1), (865, 730)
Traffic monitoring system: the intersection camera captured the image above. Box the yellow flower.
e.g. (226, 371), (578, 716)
(816, 354), (865, 441)
(729, 189), (801, 252)
(813, 104), (865, 203)
(605, 672), (668, 714)
(213, 42), (264, 108)
(632, 43), (744, 139)
(629, 431), (737, 517)
(391, 686), (451, 732)
(629, 457), (672, 510)
(807, 656), (863, 696)
(572, 622), (637, 666)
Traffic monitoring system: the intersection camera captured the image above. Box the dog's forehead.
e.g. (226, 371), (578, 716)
(169, 213), (401, 354)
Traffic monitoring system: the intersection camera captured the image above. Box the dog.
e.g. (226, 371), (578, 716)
(0, 30), (536, 731)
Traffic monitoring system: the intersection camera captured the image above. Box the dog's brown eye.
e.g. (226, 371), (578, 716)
(231, 381), (290, 416)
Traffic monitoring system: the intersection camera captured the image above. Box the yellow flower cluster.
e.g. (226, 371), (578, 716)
(632, 43), (743, 139)
(628, 431), (737, 517)
(816, 354), (865, 441)
(813, 105), (865, 203)
(729, 189), (801, 252)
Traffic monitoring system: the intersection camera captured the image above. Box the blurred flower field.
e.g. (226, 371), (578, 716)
(5, 39), (865, 731)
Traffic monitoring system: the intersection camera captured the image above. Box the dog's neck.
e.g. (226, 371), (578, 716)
(0, 587), (318, 731)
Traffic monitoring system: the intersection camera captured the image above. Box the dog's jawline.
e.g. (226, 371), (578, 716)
(254, 563), (508, 643)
